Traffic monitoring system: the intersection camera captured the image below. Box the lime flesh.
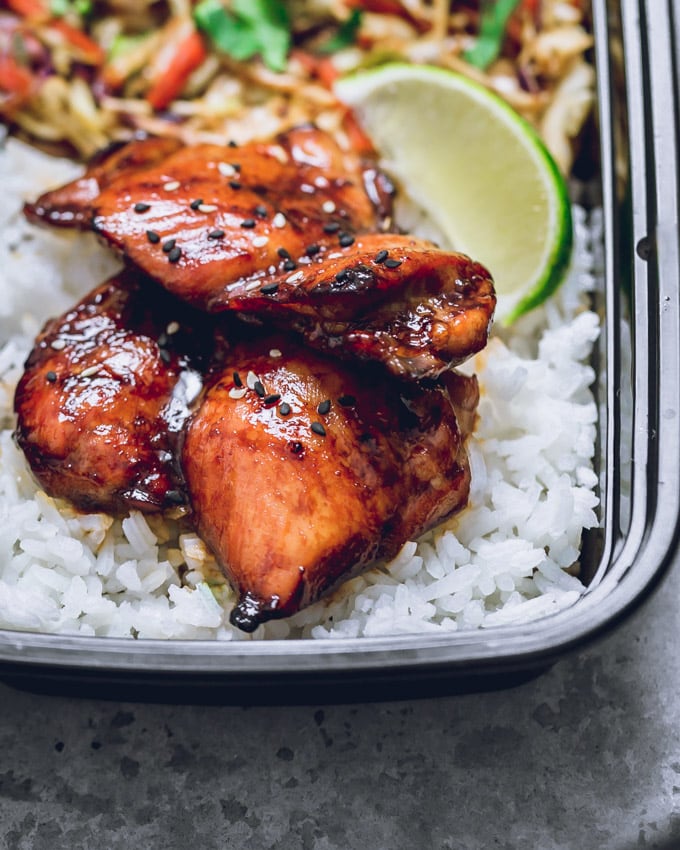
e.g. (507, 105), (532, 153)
(335, 64), (573, 324)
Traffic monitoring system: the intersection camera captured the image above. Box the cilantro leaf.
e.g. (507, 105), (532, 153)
(317, 9), (362, 55)
(194, 0), (291, 73)
(50, 0), (92, 17)
(463, 0), (522, 70)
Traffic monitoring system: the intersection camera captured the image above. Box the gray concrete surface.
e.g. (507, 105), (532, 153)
(0, 559), (678, 850)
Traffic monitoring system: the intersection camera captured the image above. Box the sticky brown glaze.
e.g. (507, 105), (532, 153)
(24, 136), (182, 229)
(22, 128), (494, 378)
(25, 125), (392, 272)
(224, 233), (496, 379)
(14, 271), (212, 513)
(182, 336), (474, 631)
(86, 148), (493, 379)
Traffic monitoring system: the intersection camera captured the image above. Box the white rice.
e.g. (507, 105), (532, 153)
(0, 138), (600, 640)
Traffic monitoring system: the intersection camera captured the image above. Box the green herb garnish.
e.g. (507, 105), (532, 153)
(463, 0), (521, 70)
(194, 0), (291, 73)
(317, 9), (362, 54)
(107, 32), (151, 61)
(50, 0), (93, 17)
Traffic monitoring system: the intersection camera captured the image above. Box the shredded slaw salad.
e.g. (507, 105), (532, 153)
(0, 0), (593, 173)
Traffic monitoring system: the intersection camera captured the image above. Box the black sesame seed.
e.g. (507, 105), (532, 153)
(264, 393), (281, 405)
(283, 259), (296, 271)
(335, 269), (350, 282)
(229, 180), (242, 190)
(338, 394), (356, 407)
(261, 282), (279, 295)
(384, 258), (402, 268)
(323, 221), (341, 233)
(190, 198), (203, 210)
(146, 230), (160, 244)
(277, 247), (291, 259)
(279, 402), (292, 417)
(339, 233), (355, 248)
(240, 218), (256, 228)
(228, 140), (238, 148)
(254, 204), (268, 218)
(168, 246), (182, 263)
(134, 202), (150, 213)
(253, 380), (265, 397)
(311, 421), (326, 437)
(166, 489), (184, 504)
(290, 440), (304, 454)
(374, 249), (389, 264)
(317, 399), (331, 415)
(208, 229), (225, 239)
(45, 370), (57, 383)
(233, 371), (243, 388)
(306, 243), (320, 256)
(162, 238), (176, 253)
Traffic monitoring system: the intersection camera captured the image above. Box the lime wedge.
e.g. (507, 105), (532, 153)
(335, 63), (573, 324)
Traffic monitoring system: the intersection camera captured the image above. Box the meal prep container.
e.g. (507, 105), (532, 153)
(0, 0), (678, 704)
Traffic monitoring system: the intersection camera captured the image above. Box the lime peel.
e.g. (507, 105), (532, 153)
(334, 63), (573, 324)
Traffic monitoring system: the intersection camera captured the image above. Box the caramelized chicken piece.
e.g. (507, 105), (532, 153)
(222, 233), (495, 379)
(23, 128), (495, 377)
(24, 136), (182, 229)
(25, 125), (392, 267)
(14, 271), (211, 513)
(182, 336), (475, 631)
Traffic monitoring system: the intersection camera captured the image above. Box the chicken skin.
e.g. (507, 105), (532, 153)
(14, 271), (211, 513)
(24, 127), (495, 379)
(182, 336), (475, 630)
(24, 136), (182, 229)
(221, 233), (495, 379)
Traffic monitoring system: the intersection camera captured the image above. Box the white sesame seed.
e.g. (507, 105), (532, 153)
(229, 387), (247, 400)
(50, 339), (66, 351)
(252, 235), (269, 248)
(246, 371), (259, 389)
(166, 321), (180, 335)
(245, 280), (261, 292)
(286, 271), (304, 283)
(322, 200), (336, 213)
(327, 252), (343, 259)
(268, 145), (289, 164)
(272, 212), (287, 229)
(198, 204), (218, 213)
(269, 349), (282, 358)
(218, 162), (237, 177)
(163, 180), (180, 191)
(314, 176), (329, 188)
(80, 365), (100, 378)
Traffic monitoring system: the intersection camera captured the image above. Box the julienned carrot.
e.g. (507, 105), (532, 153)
(292, 50), (339, 89)
(5, 0), (48, 19)
(0, 54), (35, 97)
(6, 0), (104, 65)
(345, 0), (429, 32)
(341, 107), (376, 156)
(146, 29), (207, 111)
(50, 20), (105, 65)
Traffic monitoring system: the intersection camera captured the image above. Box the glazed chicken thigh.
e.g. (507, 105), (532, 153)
(16, 126), (495, 629)
(25, 128), (495, 379)
(14, 271), (212, 513)
(182, 336), (476, 630)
